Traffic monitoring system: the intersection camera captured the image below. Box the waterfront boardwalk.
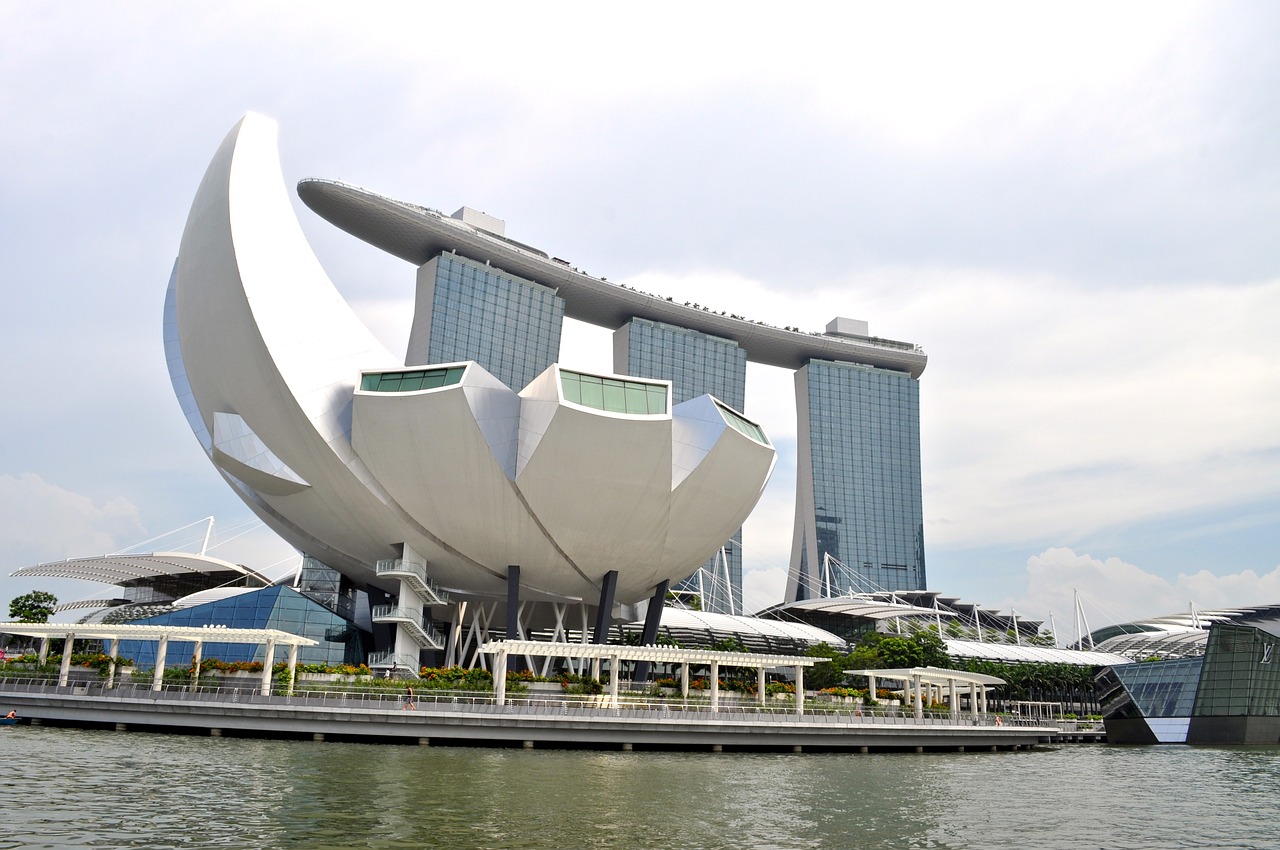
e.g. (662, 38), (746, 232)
(0, 678), (1066, 752)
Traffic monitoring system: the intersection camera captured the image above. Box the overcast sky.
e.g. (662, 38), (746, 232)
(3, 2), (1279, 641)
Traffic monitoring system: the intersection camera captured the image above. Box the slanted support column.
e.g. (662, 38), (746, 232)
(38, 637), (49, 666)
(506, 566), (522, 673)
(608, 652), (620, 709)
(261, 637), (276, 695)
(506, 566), (521, 641)
(286, 643), (299, 696)
(592, 570), (618, 644)
(58, 634), (75, 687)
(153, 635), (169, 692)
(710, 660), (720, 712)
(191, 640), (204, 688)
(106, 638), (120, 689)
(795, 666), (805, 716)
(494, 648), (508, 706)
(632, 580), (669, 683)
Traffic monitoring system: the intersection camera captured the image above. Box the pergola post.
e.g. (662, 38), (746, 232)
(680, 662), (689, 699)
(38, 637), (49, 666)
(969, 682), (979, 718)
(794, 666), (805, 716)
(286, 643), (299, 696)
(191, 640), (204, 688)
(260, 637), (276, 695)
(106, 637), (119, 689)
(867, 673), (877, 710)
(949, 678), (959, 720)
(912, 673), (923, 720)
(608, 652), (620, 709)
(153, 634), (169, 692)
(494, 647), (508, 706)
(757, 667), (766, 707)
(58, 633), (75, 687)
(710, 660), (720, 712)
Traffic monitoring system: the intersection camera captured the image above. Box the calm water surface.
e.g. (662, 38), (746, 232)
(1, 726), (1276, 849)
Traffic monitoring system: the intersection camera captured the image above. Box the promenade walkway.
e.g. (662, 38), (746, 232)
(0, 675), (1064, 752)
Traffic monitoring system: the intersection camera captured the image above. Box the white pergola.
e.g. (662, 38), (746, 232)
(482, 640), (820, 714)
(0, 623), (317, 695)
(846, 666), (1006, 720)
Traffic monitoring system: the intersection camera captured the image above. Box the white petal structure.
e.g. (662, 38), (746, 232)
(168, 114), (776, 604)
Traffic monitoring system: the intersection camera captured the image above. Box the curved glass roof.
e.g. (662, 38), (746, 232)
(11, 552), (268, 585)
(945, 639), (1131, 667)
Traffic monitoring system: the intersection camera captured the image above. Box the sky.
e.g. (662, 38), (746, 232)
(2, 2), (1279, 642)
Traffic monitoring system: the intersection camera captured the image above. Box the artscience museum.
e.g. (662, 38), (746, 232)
(6, 110), (936, 674)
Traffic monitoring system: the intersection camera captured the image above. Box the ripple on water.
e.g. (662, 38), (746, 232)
(3, 728), (1280, 849)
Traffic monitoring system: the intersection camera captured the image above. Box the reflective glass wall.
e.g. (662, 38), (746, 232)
(1194, 622), (1280, 717)
(789, 360), (924, 598)
(409, 252), (564, 392)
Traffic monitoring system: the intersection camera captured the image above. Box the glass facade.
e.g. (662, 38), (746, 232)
(1194, 622), (1280, 717)
(420, 252), (563, 392)
(119, 585), (365, 668)
(560, 370), (668, 415)
(361, 366), (465, 393)
(1104, 658), (1204, 719)
(791, 360), (924, 598)
(616, 318), (748, 615)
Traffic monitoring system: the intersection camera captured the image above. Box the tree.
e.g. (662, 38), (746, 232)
(9, 590), (57, 623)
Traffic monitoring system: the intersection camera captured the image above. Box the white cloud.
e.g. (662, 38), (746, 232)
(1011, 547), (1280, 641)
(743, 566), (788, 616)
(0, 473), (144, 564)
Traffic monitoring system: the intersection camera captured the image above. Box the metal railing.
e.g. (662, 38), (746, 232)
(375, 559), (450, 605)
(369, 606), (446, 650)
(367, 651), (419, 671)
(0, 675), (1052, 728)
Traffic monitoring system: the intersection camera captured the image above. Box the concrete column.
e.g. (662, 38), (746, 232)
(286, 643), (299, 696)
(680, 663), (689, 699)
(867, 673), (877, 708)
(913, 674), (923, 720)
(949, 678), (958, 720)
(757, 667), (766, 707)
(58, 634), (75, 687)
(106, 638), (119, 689)
(592, 570), (618, 644)
(970, 683), (979, 718)
(191, 640), (204, 688)
(506, 564), (521, 649)
(38, 637), (49, 666)
(710, 660), (720, 712)
(494, 648), (508, 706)
(608, 653), (620, 709)
(632, 580), (669, 683)
(794, 666), (805, 716)
(153, 635), (169, 691)
(260, 638), (276, 695)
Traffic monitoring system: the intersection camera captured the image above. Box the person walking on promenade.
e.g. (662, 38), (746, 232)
(403, 685), (415, 711)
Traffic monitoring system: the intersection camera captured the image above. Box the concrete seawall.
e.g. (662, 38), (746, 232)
(0, 680), (1056, 752)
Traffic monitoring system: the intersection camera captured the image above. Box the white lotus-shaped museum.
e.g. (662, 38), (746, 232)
(165, 113), (775, 607)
